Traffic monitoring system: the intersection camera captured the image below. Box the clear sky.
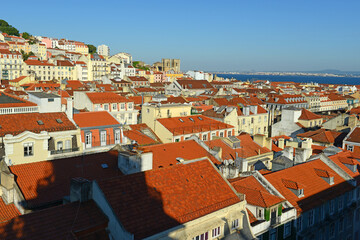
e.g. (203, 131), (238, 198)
(2, 0), (359, 72)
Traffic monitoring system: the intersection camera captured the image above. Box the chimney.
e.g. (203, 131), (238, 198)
(66, 97), (73, 120)
(70, 178), (92, 203)
(278, 138), (285, 149)
(0, 171), (15, 204)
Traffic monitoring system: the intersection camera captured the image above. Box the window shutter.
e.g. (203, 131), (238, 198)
(278, 204), (282, 216)
(72, 135), (78, 148)
(48, 138), (55, 151)
(265, 208), (270, 221)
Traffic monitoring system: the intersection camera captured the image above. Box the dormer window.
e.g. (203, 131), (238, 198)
(282, 179), (304, 198)
(314, 168), (334, 185)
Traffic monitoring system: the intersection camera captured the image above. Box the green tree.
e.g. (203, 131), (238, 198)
(87, 44), (96, 54)
(22, 32), (31, 39)
(0, 19), (20, 36)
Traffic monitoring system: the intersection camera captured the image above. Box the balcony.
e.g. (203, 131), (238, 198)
(50, 147), (79, 155)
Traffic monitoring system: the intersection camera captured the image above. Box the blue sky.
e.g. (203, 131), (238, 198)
(2, 0), (359, 72)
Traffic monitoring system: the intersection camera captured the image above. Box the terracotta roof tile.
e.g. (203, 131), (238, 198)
(0, 112), (76, 137)
(157, 115), (234, 136)
(9, 151), (122, 208)
(298, 109), (322, 120)
(73, 111), (120, 128)
(86, 92), (130, 104)
(96, 159), (242, 239)
(0, 198), (20, 224)
(0, 200), (109, 240)
(0, 92), (37, 108)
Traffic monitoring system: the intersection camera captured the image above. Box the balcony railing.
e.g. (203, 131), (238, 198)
(50, 147), (79, 155)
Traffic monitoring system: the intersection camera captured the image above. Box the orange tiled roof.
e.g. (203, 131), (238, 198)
(298, 109), (322, 120)
(9, 151), (122, 208)
(345, 127), (360, 143)
(141, 140), (220, 168)
(265, 159), (354, 215)
(157, 115), (234, 136)
(0, 198), (20, 223)
(0, 92), (37, 108)
(0, 200), (108, 239)
(297, 129), (341, 144)
(73, 111), (120, 128)
(206, 134), (271, 159)
(96, 159), (242, 239)
(0, 112), (76, 137)
(86, 92), (130, 104)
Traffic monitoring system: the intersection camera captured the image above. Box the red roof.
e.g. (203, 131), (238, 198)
(177, 79), (213, 89)
(96, 159), (242, 239)
(0, 112), (76, 137)
(56, 60), (74, 67)
(0, 92), (37, 108)
(345, 127), (360, 143)
(123, 123), (161, 146)
(265, 159), (354, 215)
(297, 129), (341, 144)
(231, 176), (285, 208)
(86, 92), (130, 104)
(9, 76), (27, 83)
(73, 111), (120, 128)
(25, 60), (54, 66)
(0, 198), (20, 224)
(206, 134), (272, 159)
(141, 140), (220, 168)
(0, 200), (109, 240)
(298, 109), (322, 120)
(9, 151), (122, 208)
(128, 76), (149, 82)
(157, 115), (234, 136)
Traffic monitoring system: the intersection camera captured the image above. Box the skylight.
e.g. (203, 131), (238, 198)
(56, 119), (63, 124)
(198, 116), (203, 120)
(189, 117), (194, 122)
(37, 120), (44, 125)
(179, 119), (184, 122)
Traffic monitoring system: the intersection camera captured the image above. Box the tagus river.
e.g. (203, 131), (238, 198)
(217, 74), (360, 85)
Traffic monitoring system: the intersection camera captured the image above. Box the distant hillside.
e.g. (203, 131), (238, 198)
(0, 19), (20, 36)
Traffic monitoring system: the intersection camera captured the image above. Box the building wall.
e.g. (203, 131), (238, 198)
(297, 118), (323, 128)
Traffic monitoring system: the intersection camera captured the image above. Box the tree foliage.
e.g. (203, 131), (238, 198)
(22, 32), (31, 39)
(0, 19), (20, 36)
(20, 50), (36, 61)
(87, 44), (96, 54)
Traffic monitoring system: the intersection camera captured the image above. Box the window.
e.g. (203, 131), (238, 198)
(228, 131), (232, 136)
(100, 131), (107, 146)
(48, 98), (54, 102)
(203, 134), (207, 141)
(296, 216), (302, 231)
(329, 223), (335, 238)
(211, 132), (216, 140)
(284, 222), (291, 238)
(258, 117), (261, 123)
(65, 140), (71, 149)
(175, 138), (180, 142)
(308, 210), (314, 226)
(212, 227), (221, 238)
(129, 113), (132, 120)
(231, 219), (239, 229)
(193, 232), (208, 240)
(242, 119), (245, 125)
(347, 145), (354, 152)
(269, 229), (277, 240)
(128, 103), (133, 109)
(257, 208), (263, 218)
(120, 103), (125, 110)
(85, 132), (92, 148)
(251, 117), (254, 124)
(24, 142), (33, 156)
(329, 200), (335, 214)
(320, 204), (325, 220)
(103, 104), (109, 111)
(264, 116), (267, 122)
(121, 114), (125, 120)
(115, 129), (121, 144)
(336, 198), (344, 214)
(57, 141), (63, 150)
(112, 103), (117, 110)
(339, 218), (344, 232)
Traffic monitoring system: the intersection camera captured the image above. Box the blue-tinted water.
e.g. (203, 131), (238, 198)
(217, 74), (360, 85)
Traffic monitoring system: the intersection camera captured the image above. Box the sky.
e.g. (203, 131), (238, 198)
(1, 0), (360, 72)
